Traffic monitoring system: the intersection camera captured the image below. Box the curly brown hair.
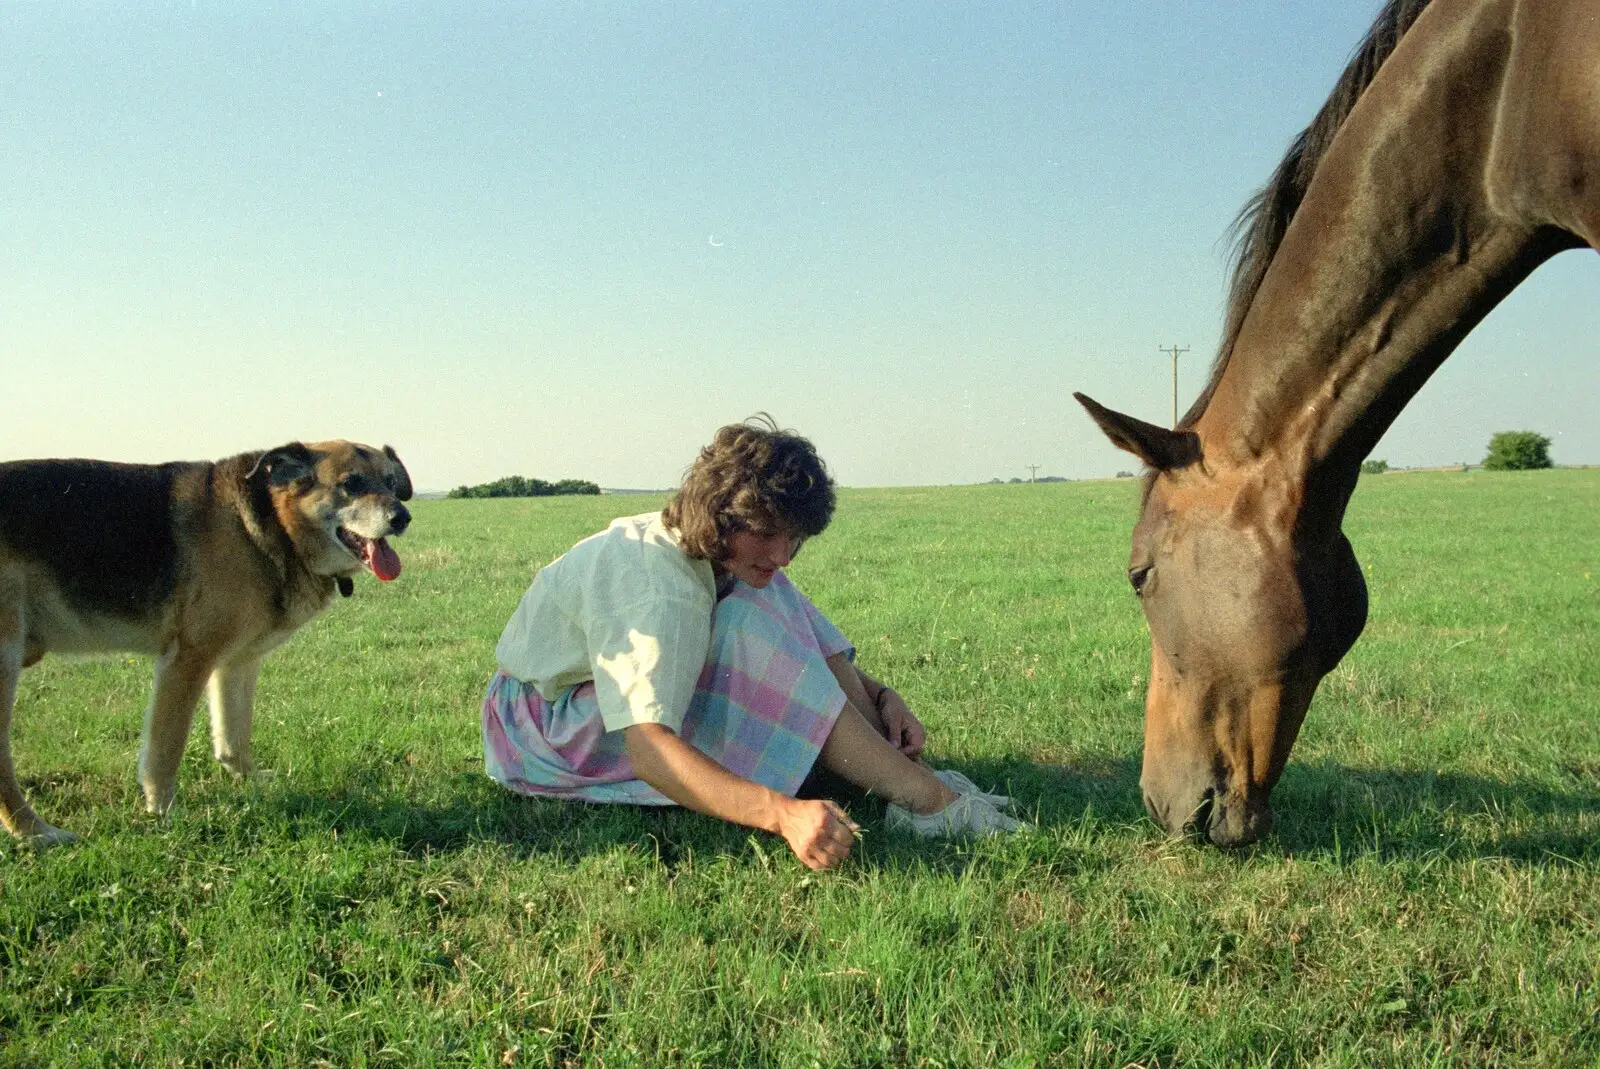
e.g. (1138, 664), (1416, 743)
(662, 416), (836, 562)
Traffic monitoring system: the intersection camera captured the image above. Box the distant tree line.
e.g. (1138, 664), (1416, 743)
(448, 476), (601, 499)
(1483, 430), (1552, 471)
(1356, 429), (1554, 476)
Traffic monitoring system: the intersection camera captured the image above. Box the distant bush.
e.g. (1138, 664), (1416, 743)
(1482, 431), (1552, 471)
(448, 476), (601, 499)
(1360, 458), (1389, 475)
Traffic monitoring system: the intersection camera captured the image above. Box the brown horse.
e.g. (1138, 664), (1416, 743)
(1075, 0), (1597, 846)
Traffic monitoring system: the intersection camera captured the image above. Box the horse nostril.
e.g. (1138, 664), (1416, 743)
(1142, 791), (1161, 824)
(1185, 788), (1216, 838)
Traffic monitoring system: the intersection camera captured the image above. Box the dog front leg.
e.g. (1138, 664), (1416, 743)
(0, 622), (74, 845)
(207, 656), (262, 779)
(137, 643), (214, 816)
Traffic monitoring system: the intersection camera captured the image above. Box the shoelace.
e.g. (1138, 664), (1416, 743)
(932, 768), (1012, 811)
(935, 794), (1025, 834)
(890, 792), (1026, 837)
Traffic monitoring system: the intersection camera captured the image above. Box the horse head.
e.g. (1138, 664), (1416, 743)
(1065, 0), (1600, 844)
(1075, 393), (1368, 846)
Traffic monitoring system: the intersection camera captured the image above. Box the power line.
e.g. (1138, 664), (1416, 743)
(1158, 344), (1190, 427)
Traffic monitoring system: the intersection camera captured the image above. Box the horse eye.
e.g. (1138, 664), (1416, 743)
(1128, 565), (1153, 595)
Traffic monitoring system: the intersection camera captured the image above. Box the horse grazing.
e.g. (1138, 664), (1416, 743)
(1075, 0), (1597, 846)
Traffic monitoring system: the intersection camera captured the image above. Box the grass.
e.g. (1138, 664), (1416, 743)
(2, 470), (1597, 1066)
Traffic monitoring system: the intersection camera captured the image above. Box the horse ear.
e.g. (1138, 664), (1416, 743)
(1073, 393), (1201, 471)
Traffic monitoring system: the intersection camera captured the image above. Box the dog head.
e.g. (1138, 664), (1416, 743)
(248, 441), (413, 590)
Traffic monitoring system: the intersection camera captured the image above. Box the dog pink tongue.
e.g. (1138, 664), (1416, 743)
(366, 538), (402, 582)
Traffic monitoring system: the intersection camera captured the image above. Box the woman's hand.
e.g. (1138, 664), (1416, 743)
(876, 689), (926, 759)
(624, 723), (858, 870)
(777, 798), (860, 870)
(824, 654), (930, 760)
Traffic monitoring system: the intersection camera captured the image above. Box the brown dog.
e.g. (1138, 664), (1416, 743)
(0, 440), (412, 844)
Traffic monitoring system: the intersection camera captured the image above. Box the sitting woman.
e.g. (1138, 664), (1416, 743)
(482, 417), (1022, 871)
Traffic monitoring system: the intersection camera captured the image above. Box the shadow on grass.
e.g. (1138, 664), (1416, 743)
(254, 753), (1149, 874)
(1267, 760), (1600, 865)
(252, 753), (1600, 872)
(845, 754), (1600, 868)
(271, 771), (686, 862)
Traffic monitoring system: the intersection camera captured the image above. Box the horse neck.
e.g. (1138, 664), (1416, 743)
(1195, 0), (1570, 530)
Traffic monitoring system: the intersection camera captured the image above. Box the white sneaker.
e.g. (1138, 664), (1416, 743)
(931, 768), (1012, 811)
(886, 793), (1028, 838)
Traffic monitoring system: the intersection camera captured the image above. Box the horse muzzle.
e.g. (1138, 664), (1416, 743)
(1142, 778), (1275, 848)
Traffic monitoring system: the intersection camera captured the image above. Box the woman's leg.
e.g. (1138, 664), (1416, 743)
(816, 700), (958, 815)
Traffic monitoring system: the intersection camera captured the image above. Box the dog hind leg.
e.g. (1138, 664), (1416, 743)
(0, 604), (74, 844)
(208, 655), (262, 779)
(137, 642), (215, 815)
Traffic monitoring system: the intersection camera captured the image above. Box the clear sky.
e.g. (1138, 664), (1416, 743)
(5, 1), (1596, 491)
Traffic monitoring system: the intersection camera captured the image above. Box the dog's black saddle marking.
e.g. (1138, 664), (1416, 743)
(0, 459), (184, 619)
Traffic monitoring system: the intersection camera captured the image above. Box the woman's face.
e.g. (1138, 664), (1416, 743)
(720, 527), (803, 588)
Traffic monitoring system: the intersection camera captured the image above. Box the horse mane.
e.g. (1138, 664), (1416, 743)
(1180, 0), (1436, 429)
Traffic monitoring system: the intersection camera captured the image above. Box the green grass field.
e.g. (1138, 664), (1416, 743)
(2, 470), (1596, 1066)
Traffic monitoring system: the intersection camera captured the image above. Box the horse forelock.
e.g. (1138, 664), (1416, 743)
(1182, 0), (1436, 432)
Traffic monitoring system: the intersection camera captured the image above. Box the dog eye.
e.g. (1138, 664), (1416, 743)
(1128, 565), (1153, 596)
(341, 474), (371, 495)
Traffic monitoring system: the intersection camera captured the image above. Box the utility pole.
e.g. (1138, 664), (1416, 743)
(1159, 344), (1190, 427)
(1026, 464), (1040, 484)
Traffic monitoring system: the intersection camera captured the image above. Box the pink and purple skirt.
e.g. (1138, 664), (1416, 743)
(482, 572), (854, 805)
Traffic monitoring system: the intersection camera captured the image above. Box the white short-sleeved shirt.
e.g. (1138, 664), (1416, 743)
(494, 512), (719, 733)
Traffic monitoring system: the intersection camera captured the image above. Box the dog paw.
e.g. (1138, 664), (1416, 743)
(142, 787), (176, 816)
(217, 752), (270, 781)
(24, 822), (77, 848)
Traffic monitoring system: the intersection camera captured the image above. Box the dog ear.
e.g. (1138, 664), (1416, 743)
(247, 442), (317, 490)
(383, 445), (414, 501)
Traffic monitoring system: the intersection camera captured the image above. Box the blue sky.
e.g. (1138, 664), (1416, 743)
(5, 2), (1595, 490)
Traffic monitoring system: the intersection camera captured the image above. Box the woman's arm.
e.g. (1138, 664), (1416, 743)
(824, 653), (926, 759)
(623, 723), (859, 871)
